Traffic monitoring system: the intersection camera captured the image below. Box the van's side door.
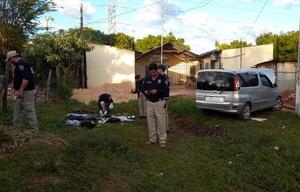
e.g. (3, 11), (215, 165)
(238, 72), (261, 111)
(258, 73), (275, 108)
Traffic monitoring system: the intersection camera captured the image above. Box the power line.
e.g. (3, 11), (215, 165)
(210, 3), (298, 18)
(246, 0), (269, 36)
(85, 0), (164, 26)
(181, 0), (214, 13)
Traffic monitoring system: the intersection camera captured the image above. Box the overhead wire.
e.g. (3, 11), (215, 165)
(246, 0), (269, 36)
(85, 0), (164, 26)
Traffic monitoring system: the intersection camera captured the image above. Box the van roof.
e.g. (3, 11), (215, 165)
(197, 68), (276, 84)
(197, 68), (275, 74)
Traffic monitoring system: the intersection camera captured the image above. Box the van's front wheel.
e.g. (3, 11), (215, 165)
(273, 97), (282, 111)
(239, 103), (251, 120)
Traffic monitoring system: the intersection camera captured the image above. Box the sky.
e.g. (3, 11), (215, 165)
(41, 0), (300, 53)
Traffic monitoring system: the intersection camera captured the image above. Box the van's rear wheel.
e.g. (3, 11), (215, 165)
(273, 97), (282, 111)
(239, 103), (251, 120)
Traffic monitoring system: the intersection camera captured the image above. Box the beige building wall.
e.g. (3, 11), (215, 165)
(221, 44), (273, 69)
(86, 44), (135, 88)
(276, 62), (296, 92)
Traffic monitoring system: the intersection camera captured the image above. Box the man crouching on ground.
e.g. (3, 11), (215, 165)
(98, 93), (114, 116)
(144, 63), (169, 148)
(6, 50), (39, 132)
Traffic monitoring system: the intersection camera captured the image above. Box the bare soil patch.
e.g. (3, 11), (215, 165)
(32, 174), (63, 186)
(282, 90), (295, 110)
(0, 128), (66, 158)
(175, 118), (224, 137)
(72, 82), (136, 105)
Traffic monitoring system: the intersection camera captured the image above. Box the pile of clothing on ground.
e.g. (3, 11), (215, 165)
(65, 110), (135, 128)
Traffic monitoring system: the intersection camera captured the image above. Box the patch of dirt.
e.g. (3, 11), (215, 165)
(0, 153), (10, 160)
(0, 131), (31, 154)
(170, 85), (195, 98)
(72, 82), (136, 105)
(101, 181), (113, 192)
(282, 90), (295, 110)
(175, 118), (224, 137)
(30, 133), (67, 146)
(0, 128), (66, 158)
(32, 174), (63, 186)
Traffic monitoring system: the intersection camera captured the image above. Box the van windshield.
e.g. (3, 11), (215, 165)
(197, 71), (234, 91)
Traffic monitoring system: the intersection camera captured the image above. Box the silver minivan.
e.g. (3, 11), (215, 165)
(196, 68), (282, 119)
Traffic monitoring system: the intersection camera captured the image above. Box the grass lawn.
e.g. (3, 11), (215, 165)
(0, 97), (300, 192)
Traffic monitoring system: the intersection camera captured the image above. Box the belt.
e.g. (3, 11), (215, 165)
(147, 98), (164, 102)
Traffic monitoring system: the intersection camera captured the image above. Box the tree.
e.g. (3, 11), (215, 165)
(135, 32), (190, 52)
(215, 40), (253, 50)
(109, 33), (135, 50)
(66, 28), (135, 50)
(23, 32), (93, 86)
(0, 0), (55, 53)
(67, 27), (109, 45)
(256, 31), (299, 60)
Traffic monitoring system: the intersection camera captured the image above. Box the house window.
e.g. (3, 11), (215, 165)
(205, 62), (209, 69)
(200, 61), (204, 70)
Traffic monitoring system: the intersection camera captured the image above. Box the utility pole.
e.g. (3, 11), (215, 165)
(161, 7), (164, 65)
(296, 18), (300, 114)
(45, 16), (54, 32)
(80, 3), (85, 88)
(108, 0), (116, 34)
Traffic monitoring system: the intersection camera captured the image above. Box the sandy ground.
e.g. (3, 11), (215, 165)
(170, 85), (196, 98)
(281, 90), (295, 110)
(72, 82), (137, 105)
(72, 84), (196, 104)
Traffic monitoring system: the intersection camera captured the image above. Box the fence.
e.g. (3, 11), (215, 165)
(275, 71), (296, 109)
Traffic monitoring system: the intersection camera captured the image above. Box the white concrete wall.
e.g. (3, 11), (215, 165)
(86, 44), (135, 88)
(221, 44), (273, 69)
(276, 62), (296, 92)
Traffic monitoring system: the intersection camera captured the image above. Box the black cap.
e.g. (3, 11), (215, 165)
(158, 64), (166, 72)
(148, 63), (158, 71)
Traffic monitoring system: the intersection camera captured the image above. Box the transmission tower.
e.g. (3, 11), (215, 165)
(108, 0), (116, 34)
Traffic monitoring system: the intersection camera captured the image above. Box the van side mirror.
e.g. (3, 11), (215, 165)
(273, 83), (278, 88)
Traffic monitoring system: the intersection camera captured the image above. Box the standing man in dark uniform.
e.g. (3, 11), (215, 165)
(144, 63), (168, 148)
(5, 50), (38, 131)
(158, 64), (170, 132)
(131, 75), (146, 118)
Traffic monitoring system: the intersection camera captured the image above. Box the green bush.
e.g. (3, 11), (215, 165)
(51, 78), (73, 102)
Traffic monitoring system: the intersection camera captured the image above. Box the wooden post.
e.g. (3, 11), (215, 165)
(45, 69), (52, 104)
(2, 61), (10, 112)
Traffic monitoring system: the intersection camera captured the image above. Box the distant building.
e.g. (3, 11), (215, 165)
(198, 44), (273, 70)
(86, 44), (135, 88)
(135, 42), (199, 85)
(255, 59), (297, 92)
(198, 49), (221, 70)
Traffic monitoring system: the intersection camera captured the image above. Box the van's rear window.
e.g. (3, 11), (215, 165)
(197, 72), (234, 91)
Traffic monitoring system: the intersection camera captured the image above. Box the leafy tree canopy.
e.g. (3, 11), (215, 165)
(256, 31), (299, 60)
(215, 40), (253, 50)
(66, 28), (135, 50)
(135, 32), (190, 52)
(0, 0), (55, 53)
(23, 31), (93, 84)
